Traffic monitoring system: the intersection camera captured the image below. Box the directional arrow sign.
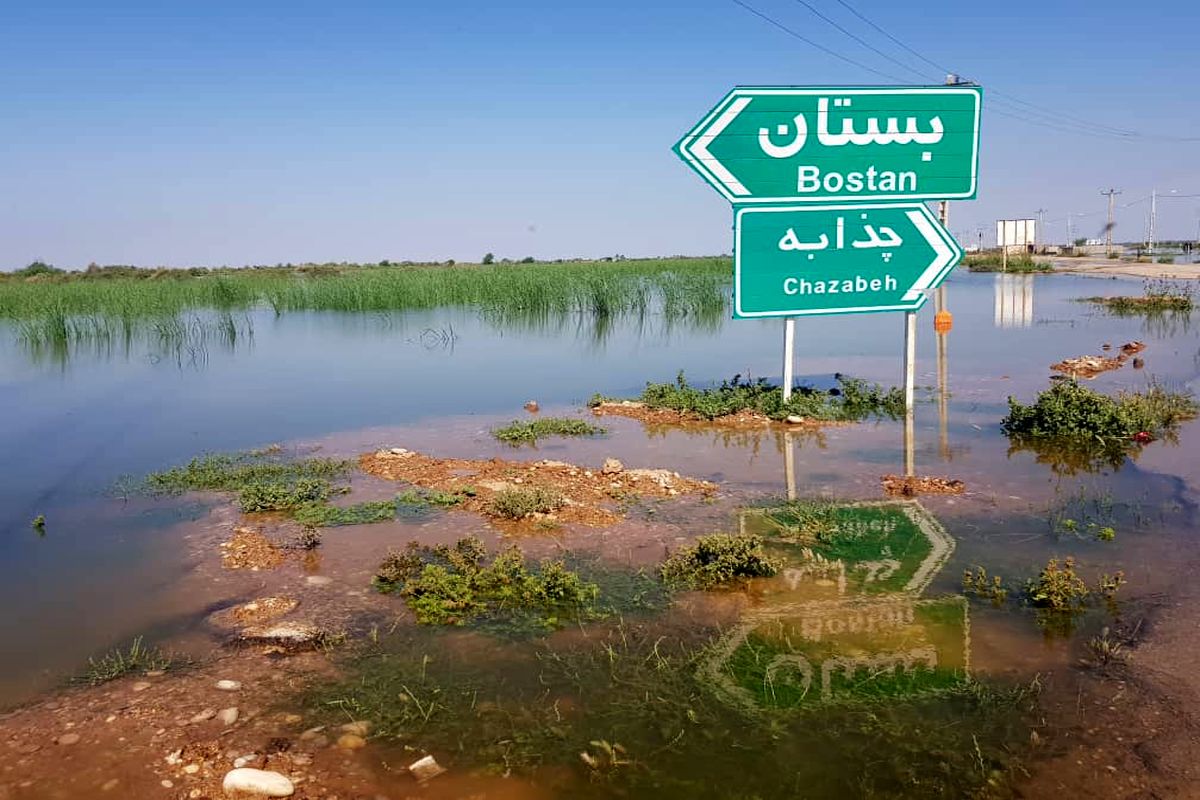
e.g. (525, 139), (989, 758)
(733, 202), (963, 318)
(674, 86), (981, 204)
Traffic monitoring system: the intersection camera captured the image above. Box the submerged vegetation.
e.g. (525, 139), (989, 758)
(492, 417), (606, 445)
(488, 486), (565, 520)
(306, 620), (1040, 798)
(592, 371), (905, 422)
(145, 449), (351, 495)
(74, 636), (175, 686)
(373, 537), (600, 629)
(659, 533), (782, 589)
(1002, 380), (1197, 472)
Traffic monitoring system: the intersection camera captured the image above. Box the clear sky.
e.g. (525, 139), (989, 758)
(3, 0), (1198, 268)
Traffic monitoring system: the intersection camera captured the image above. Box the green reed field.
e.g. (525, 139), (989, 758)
(0, 259), (732, 348)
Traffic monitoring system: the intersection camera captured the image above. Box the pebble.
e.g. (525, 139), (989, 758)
(339, 721), (372, 737)
(233, 754), (259, 768)
(216, 679), (243, 691)
(105, 715), (117, 723)
(56, 733), (81, 746)
(305, 575), (333, 587)
(184, 764), (201, 775)
(785, 415), (805, 424)
(218, 707), (240, 725)
(336, 733), (366, 750)
(222, 768), (295, 797)
(100, 778), (119, 791)
(161, 780), (174, 788)
(299, 726), (326, 741)
(131, 681), (152, 692)
(190, 708), (217, 723)
(601, 458), (624, 475)
(408, 754), (446, 783)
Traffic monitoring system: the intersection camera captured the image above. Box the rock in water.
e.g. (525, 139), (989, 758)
(221, 768), (294, 797)
(524, 400), (539, 413)
(408, 755), (446, 782)
(601, 458), (624, 475)
(218, 707), (240, 725)
(785, 415), (804, 425)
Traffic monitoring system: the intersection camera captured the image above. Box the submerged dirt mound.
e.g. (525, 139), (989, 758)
(590, 400), (839, 431)
(360, 448), (716, 528)
(1051, 341), (1145, 379)
(881, 474), (966, 497)
(220, 527), (285, 570)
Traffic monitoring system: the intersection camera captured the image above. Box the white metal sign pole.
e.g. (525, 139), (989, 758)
(903, 310), (917, 477)
(782, 318), (796, 403)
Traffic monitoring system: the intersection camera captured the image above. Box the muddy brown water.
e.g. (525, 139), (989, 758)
(1, 271), (1199, 798)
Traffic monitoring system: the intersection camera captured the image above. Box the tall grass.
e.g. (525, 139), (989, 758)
(0, 259), (732, 353)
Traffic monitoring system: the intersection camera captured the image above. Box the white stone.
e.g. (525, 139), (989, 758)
(221, 768), (295, 797)
(232, 754), (258, 768)
(408, 755), (446, 783)
(218, 707), (240, 725)
(304, 576), (333, 587)
(216, 680), (242, 691)
(785, 415), (804, 424)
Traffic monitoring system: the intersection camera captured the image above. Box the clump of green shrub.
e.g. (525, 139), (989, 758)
(238, 477), (331, 512)
(373, 537), (599, 628)
(489, 486), (564, 519)
(962, 253), (1053, 273)
(1082, 279), (1194, 314)
(659, 533), (782, 589)
(591, 371), (904, 422)
(1002, 381), (1196, 468)
(492, 417), (606, 445)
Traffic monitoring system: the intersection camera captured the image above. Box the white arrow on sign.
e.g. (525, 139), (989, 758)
(901, 208), (957, 302)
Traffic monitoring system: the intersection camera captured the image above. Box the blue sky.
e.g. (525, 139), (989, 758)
(3, 0), (1198, 267)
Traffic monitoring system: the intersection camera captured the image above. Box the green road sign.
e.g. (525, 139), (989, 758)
(674, 86), (982, 204)
(733, 202), (963, 318)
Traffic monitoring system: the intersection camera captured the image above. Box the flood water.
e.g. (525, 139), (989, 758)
(2, 270), (1199, 796)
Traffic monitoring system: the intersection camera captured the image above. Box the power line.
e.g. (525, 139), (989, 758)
(788, 0), (935, 82)
(825, 0), (1178, 141)
(729, 0), (909, 83)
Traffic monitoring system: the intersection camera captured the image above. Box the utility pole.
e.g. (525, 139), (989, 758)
(1148, 189), (1157, 256)
(1101, 188), (1121, 257)
(1066, 213), (1073, 248)
(1035, 208), (1047, 252)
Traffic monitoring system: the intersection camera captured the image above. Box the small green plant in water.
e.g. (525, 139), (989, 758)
(75, 636), (174, 686)
(31, 514), (46, 533)
(373, 536), (600, 629)
(659, 533), (783, 589)
(1025, 557), (1090, 612)
(489, 486), (564, 520)
(145, 449), (351, 495)
(492, 417), (606, 445)
(1087, 627), (1125, 666)
(962, 566), (1008, 604)
(293, 498), (400, 527)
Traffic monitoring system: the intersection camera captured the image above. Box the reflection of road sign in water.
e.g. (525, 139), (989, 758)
(734, 203), (963, 318)
(674, 87), (982, 204)
(706, 597), (969, 711)
(716, 501), (965, 712)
